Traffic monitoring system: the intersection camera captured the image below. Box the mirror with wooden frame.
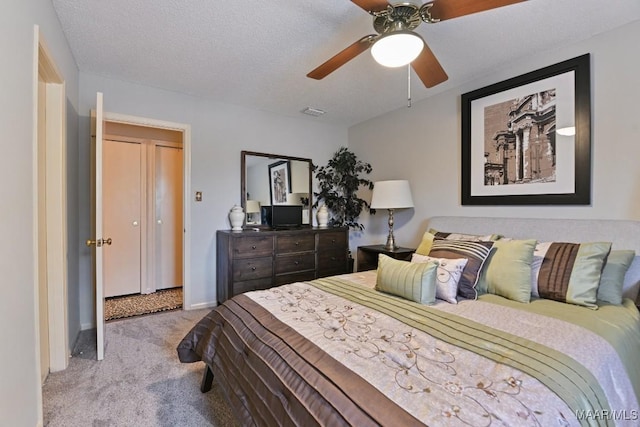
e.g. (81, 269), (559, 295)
(241, 150), (313, 228)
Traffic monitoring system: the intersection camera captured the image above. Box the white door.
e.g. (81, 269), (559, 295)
(155, 145), (183, 290)
(89, 92), (110, 360)
(103, 140), (142, 297)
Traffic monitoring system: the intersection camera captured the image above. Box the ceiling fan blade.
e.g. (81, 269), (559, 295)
(411, 41), (448, 88)
(351, 0), (390, 13)
(427, 0), (526, 22)
(307, 35), (376, 80)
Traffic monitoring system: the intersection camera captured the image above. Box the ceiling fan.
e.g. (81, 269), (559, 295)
(307, 0), (526, 88)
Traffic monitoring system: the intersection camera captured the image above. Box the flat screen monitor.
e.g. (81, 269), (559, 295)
(262, 205), (302, 229)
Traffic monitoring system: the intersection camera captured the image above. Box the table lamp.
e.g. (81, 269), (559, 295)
(369, 180), (414, 251)
(245, 200), (261, 224)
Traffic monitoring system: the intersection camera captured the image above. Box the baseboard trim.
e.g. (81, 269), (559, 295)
(186, 301), (218, 310)
(80, 322), (95, 331)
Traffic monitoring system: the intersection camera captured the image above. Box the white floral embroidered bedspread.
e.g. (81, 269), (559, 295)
(247, 276), (637, 427)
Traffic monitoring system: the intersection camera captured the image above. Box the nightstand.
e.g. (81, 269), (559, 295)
(356, 245), (416, 272)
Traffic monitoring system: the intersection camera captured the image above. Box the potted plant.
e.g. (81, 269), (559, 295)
(313, 147), (374, 230)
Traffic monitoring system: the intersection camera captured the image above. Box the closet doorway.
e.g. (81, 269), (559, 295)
(101, 120), (185, 319)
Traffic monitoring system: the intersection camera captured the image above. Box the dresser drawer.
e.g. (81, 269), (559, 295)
(232, 235), (273, 258)
(276, 234), (315, 253)
(318, 251), (348, 275)
(317, 231), (347, 250)
(275, 270), (316, 286)
(233, 278), (274, 295)
(232, 256), (273, 281)
(275, 253), (315, 275)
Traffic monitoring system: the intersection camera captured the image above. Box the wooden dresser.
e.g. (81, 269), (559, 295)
(216, 227), (349, 304)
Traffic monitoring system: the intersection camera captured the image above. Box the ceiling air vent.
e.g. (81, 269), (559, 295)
(301, 107), (326, 117)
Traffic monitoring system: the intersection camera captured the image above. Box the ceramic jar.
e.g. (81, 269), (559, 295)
(229, 205), (244, 231)
(317, 205), (329, 228)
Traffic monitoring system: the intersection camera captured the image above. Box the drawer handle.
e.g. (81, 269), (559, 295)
(251, 245), (257, 249)
(331, 239), (336, 243)
(251, 266), (256, 271)
(331, 257), (336, 261)
(294, 261), (299, 265)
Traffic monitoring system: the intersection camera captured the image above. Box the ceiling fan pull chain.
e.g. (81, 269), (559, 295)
(407, 64), (412, 108)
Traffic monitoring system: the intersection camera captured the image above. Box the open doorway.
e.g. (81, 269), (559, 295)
(86, 92), (191, 360)
(101, 121), (185, 321)
(89, 109), (191, 332)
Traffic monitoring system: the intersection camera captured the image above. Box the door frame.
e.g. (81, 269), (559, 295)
(32, 25), (68, 383)
(101, 111), (192, 310)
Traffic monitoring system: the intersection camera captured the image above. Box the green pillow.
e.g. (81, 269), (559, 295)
(597, 250), (635, 305)
(477, 239), (536, 303)
(375, 254), (438, 305)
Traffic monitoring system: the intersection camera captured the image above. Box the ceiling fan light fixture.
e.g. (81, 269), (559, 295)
(371, 30), (424, 68)
(556, 126), (575, 136)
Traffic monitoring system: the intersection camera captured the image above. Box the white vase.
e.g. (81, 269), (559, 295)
(229, 205), (244, 231)
(317, 205), (329, 228)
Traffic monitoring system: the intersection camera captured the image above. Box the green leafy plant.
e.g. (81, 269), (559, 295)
(313, 147), (374, 230)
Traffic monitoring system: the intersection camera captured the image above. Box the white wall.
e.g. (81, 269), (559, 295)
(349, 20), (640, 252)
(77, 74), (348, 326)
(0, 0), (79, 425)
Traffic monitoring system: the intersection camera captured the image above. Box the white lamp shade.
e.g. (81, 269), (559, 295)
(370, 180), (414, 209)
(371, 31), (424, 68)
(245, 200), (261, 213)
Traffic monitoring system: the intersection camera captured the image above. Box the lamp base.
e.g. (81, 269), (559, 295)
(382, 242), (398, 252)
(383, 208), (398, 251)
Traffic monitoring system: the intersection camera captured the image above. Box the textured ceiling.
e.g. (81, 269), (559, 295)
(52, 0), (640, 126)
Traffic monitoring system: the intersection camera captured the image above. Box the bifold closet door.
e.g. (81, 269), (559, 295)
(154, 145), (183, 290)
(103, 139), (142, 297)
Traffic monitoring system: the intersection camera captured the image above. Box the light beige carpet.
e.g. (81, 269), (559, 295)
(105, 288), (183, 321)
(43, 308), (238, 427)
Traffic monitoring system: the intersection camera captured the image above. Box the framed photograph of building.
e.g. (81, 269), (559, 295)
(268, 160), (291, 205)
(461, 54), (591, 205)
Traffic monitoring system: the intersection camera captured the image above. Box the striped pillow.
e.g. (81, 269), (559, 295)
(533, 241), (612, 308)
(428, 239), (495, 300)
(375, 254), (439, 305)
(416, 229), (500, 255)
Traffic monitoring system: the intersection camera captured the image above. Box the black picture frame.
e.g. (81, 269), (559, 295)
(461, 54), (591, 205)
(268, 160), (291, 205)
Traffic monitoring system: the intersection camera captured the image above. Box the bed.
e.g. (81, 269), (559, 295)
(178, 217), (640, 426)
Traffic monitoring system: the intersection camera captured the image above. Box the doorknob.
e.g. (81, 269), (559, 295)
(86, 239), (99, 247)
(86, 238), (113, 247)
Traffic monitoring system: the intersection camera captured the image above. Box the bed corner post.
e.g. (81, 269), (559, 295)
(200, 365), (214, 393)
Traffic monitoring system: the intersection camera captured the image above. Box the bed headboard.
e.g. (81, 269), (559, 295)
(426, 216), (640, 302)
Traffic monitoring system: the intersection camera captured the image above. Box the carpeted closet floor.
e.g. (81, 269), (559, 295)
(105, 287), (183, 321)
